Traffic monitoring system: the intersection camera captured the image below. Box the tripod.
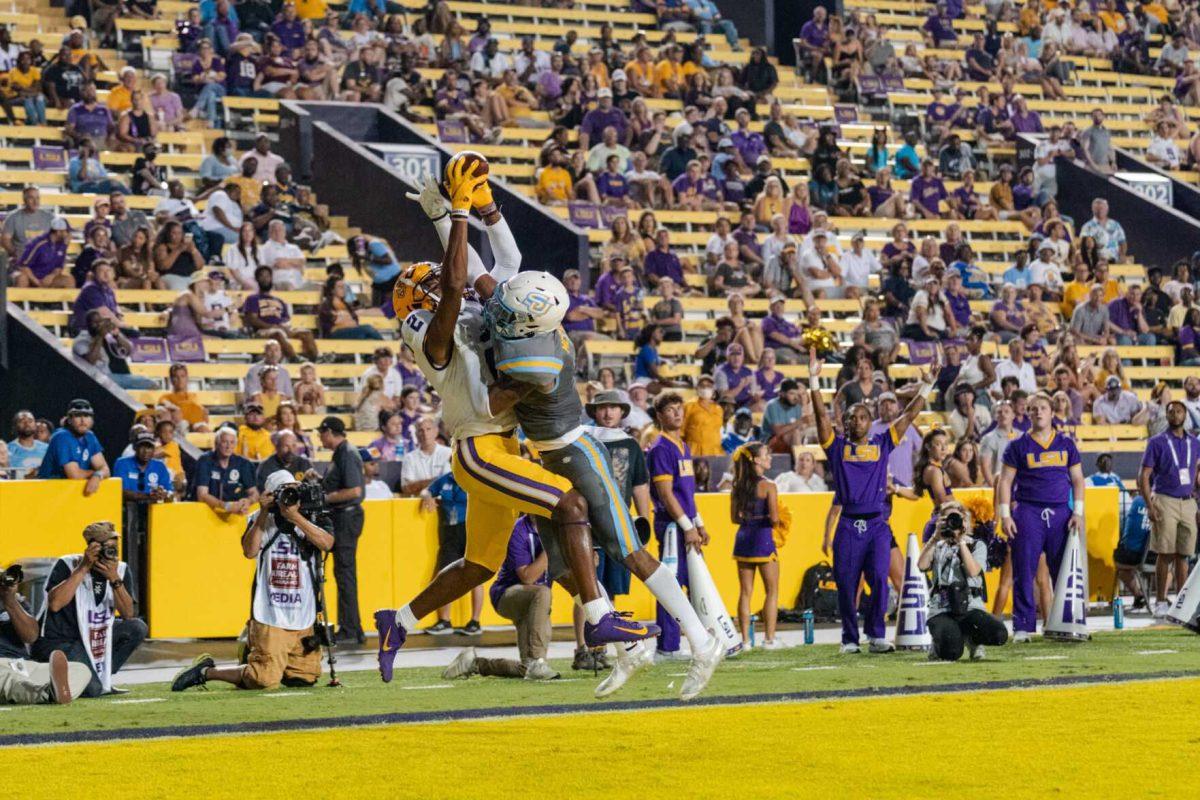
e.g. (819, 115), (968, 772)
(307, 547), (341, 688)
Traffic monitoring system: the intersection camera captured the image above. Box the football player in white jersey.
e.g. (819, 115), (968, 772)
(375, 155), (658, 683)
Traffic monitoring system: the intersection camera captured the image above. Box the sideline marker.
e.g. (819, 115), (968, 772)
(895, 533), (932, 651)
(1045, 530), (1089, 641)
(1166, 561), (1200, 631)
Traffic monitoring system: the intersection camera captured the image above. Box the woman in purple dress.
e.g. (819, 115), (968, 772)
(730, 443), (780, 649)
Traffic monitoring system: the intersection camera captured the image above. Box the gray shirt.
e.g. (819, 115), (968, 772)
(1093, 390), (1142, 424)
(928, 538), (988, 618)
(71, 329), (110, 372)
(111, 210), (151, 248)
(1070, 301), (1109, 337)
(1081, 124), (1113, 168)
(2, 208), (53, 251)
(979, 427), (1016, 479)
(650, 297), (683, 339)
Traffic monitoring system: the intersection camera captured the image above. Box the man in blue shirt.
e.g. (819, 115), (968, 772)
(365, 240), (402, 308)
(686, 0), (740, 49)
(191, 426), (258, 515)
(1113, 494), (1152, 611)
(38, 399), (110, 496)
(113, 432), (173, 504)
(7, 410), (48, 475)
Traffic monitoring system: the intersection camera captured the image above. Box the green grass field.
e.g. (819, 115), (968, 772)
(5, 627), (1198, 739)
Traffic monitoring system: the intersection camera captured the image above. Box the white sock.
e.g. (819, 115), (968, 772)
(644, 564), (712, 650)
(575, 595), (612, 626)
(397, 604), (419, 631)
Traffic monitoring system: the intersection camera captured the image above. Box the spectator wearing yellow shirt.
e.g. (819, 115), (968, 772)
(1060, 261), (1092, 319)
(1097, 0), (1128, 34)
(249, 365), (287, 419)
(624, 46), (659, 98)
(683, 375), (725, 456)
(654, 44), (686, 98)
(107, 67), (138, 114)
(236, 403), (274, 462)
(225, 158), (264, 212)
(155, 419), (185, 480)
(160, 363), (211, 432)
(9, 52), (45, 125)
(536, 147), (574, 205)
(294, 0), (328, 20)
(586, 48), (610, 88)
(1092, 260), (1121, 304)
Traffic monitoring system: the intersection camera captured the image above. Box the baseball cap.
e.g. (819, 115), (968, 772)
(597, 87), (613, 98)
(66, 399), (94, 417)
(207, 269), (227, 283)
(756, 155), (771, 165)
(264, 470), (295, 495)
(1105, 375), (1122, 389)
(50, 217), (69, 231)
(93, 197), (109, 209)
(133, 431), (156, 447)
(612, 69), (627, 82)
(244, 402), (264, 414)
(878, 391), (898, 402)
(317, 416), (347, 434)
(358, 447), (378, 463)
(563, 268), (581, 280)
(717, 137), (734, 149)
(769, 292), (787, 305)
(726, 343), (744, 355)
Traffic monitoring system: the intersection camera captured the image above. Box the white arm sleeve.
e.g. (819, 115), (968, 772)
(485, 216), (521, 283)
(432, 213), (489, 286)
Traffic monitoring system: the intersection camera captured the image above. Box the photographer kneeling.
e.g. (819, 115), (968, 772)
(918, 501), (1009, 661)
(172, 471), (333, 692)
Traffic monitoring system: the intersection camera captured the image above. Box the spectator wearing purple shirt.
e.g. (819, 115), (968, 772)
(1009, 95), (1043, 133)
(580, 89), (629, 151)
(730, 108), (767, 166)
(732, 212), (763, 267)
(271, 4), (305, 50)
(596, 155), (631, 204)
(1108, 284), (1156, 345)
(922, 5), (958, 46)
(225, 35), (262, 97)
(671, 160), (720, 210)
(797, 7), (829, 75)
(760, 295), (804, 363)
(594, 255), (623, 310)
(70, 260), (121, 332)
(64, 84), (114, 148)
(561, 268), (608, 362)
(909, 161), (949, 219)
(643, 228), (684, 288)
(13, 218), (71, 288)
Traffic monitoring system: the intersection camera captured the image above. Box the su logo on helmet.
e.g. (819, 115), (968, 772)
(522, 290), (554, 316)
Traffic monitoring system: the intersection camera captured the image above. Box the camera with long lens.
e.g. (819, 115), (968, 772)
(0, 564), (23, 589)
(272, 479), (330, 539)
(100, 543), (119, 561)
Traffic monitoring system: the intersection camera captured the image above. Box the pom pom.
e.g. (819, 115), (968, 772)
(962, 493), (994, 525)
(801, 326), (838, 357)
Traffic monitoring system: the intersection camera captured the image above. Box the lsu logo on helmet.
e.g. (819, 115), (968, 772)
(392, 261), (442, 320)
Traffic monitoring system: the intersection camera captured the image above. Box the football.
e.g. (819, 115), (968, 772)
(448, 149), (489, 179)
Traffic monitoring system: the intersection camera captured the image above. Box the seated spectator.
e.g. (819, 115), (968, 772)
(37, 400), (110, 493)
(70, 260), (123, 334)
(989, 164), (1040, 230)
(64, 84), (115, 148)
(10, 51), (46, 125)
(318, 277), (382, 340)
(259, 220), (308, 290)
(152, 221), (204, 291)
(159, 364), (210, 433)
(613, 264), (647, 339)
(7, 410), (48, 476)
(33, 521), (147, 698)
(1093, 375), (1148, 424)
(115, 90), (159, 154)
(241, 266), (320, 362)
(853, 299), (901, 365)
(910, 160), (951, 220)
(715, 343), (756, 408)
(199, 182), (244, 245)
(672, 159), (721, 210)
(535, 146), (574, 206)
(948, 384), (992, 441)
(235, 403), (273, 461)
(68, 140), (128, 194)
(990, 283), (1026, 342)
(649, 278), (684, 342)
(1070, 284), (1114, 345)
(774, 450), (827, 492)
(867, 168), (909, 219)
(760, 294), (805, 364)
(902, 276), (956, 341)
(840, 233), (880, 300)
(762, 379), (813, 452)
(1178, 308), (1200, 366)
(644, 228), (685, 288)
(892, 130), (921, 179)
(713, 241), (762, 298)
(71, 311), (156, 390)
(1108, 284), (1156, 346)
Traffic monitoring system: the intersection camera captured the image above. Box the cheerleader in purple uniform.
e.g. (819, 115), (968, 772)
(730, 443), (780, 648)
(914, 428), (954, 543)
(996, 392), (1086, 642)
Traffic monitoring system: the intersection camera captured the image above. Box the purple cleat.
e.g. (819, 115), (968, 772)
(374, 609), (407, 683)
(584, 611), (661, 648)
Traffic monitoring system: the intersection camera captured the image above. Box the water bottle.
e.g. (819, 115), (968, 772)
(802, 608), (815, 645)
(748, 614), (757, 649)
(1113, 596), (1125, 630)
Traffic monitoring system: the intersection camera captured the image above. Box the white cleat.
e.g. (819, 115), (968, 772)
(969, 643), (986, 661)
(523, 658), (561, 681)
(1012, 631), (1033, 644)
(1154, 601), (1171, 619)
(839, 642), (861, 654)
(442, 647), (477, 680)
(595, 643), (654, 698)
(868, 638), (896, 654)
(760, 638), (784, 650)
(680, 632), (725, 702)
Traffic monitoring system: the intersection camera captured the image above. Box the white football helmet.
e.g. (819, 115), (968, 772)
(487, 271), (570, 339)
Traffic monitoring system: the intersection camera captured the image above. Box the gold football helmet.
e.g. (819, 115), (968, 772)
(392, 261), (442, 320)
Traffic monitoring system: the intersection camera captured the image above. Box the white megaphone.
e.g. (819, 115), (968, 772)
(1166, 562), (1200, 630)
(1044, 529), (1089, 641)
(895, 532), (932, 651)
(686, 547), (743, 656)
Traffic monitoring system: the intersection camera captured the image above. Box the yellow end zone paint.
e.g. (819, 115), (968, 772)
(14, 678), (1200, 799)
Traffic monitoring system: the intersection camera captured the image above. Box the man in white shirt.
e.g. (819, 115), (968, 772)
(1028, 243), (1065, 299)
(799, 230), (843, 298)
(979, 400), (1018, 484)
(259, 220), (306, 289)
(401, 417), (452, 497)
(1033, 126), (1075, 199)
(513, 35), (550, 80)
(839, 232), (881, 300)
(992, 338), (1038, 396)
(199, 184), (243, 244)
(469, 39), (512, 80)
(705, 217), (737, 268)
(1146, 122), (1182, 169)
(239, 134), (286, 183)
(360, 347), (404, 398)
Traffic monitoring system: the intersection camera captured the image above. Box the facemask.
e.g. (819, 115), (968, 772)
(698, 387), (715, 400)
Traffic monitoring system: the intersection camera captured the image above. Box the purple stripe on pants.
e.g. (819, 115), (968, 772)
(655, 522), (690, 653)
(1011, 501), (1071, 633)
(833, 515), (892, 645)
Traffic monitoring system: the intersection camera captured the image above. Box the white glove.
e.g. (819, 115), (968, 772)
(405, 175), (449, 221)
